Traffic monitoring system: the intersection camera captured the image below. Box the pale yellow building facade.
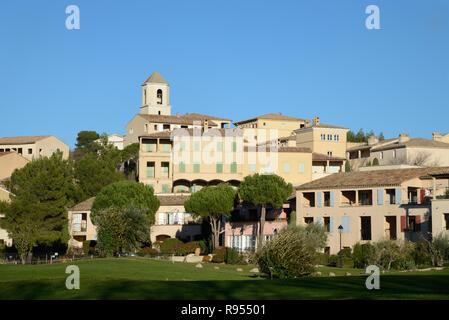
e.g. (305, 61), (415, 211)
(0, 135), (69, 161)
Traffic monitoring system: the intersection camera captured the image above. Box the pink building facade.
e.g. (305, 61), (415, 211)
(223, 204), (290, 252)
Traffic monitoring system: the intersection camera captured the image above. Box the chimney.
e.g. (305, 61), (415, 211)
(433, 132), (442, 141)
(398, 133), (410, 144)
(368, 135), (379, 146)
(312, 116), (320, 127)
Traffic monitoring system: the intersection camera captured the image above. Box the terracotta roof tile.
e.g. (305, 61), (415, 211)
(0, 136), (51, 145)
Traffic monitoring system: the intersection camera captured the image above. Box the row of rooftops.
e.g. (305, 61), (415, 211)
(0, 135), (53, 145)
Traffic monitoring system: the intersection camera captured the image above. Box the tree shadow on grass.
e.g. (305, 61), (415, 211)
(1, 274), (449, 300)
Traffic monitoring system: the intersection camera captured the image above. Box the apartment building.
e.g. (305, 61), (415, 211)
(0, 135), (69, 161)
(67, 194), (201, 248)
(233, 113), (310, 144)
(125, 71), (232, 147)
(429, 169), (449, 237)
(138, 127), (313, 193)
(432, 132), (449, 144)
(0, 152), (29, 182)
(295, 166), (449, 254)
(0, 187), (13, 246)
(347, 133), (449, 169)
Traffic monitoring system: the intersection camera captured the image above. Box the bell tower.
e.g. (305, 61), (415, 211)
(140, 71), (172, 115)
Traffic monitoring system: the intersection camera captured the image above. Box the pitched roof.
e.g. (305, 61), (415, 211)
(312, 153), (346, 161)
(279, 135), (296, 141)
(142, 71), (168, 85)
(69, 197), (95, 211)
(371, 138), (449, 152)
(346, 138), (398, 152)
(0, 136), (51, 145)
(137, 114), (218, 126)
(296, 167), (449, 190)
(139, 127), (244, 139)
(311, 123), (349, 130)
(158, 194), (191, 206)
(234, 113), (308, 125)
(182, 113), (232, 122)
(245, 146), (311, 153)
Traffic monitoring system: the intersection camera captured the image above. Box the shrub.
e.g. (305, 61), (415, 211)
(338, 247), (352, 258)
(315, 252), (329, 265)
(257, 224), (328, 279)
(328, 255), (339, 267)
(411, 241), (432, 267)
(160, 238), (183, 254)
(427, 233), (449, 266)
(202, 255), (211, 262)
(82, 241), (96, 255)
(211, 247), (241, 264)
(372, 158), (379, 166)
(375, 239), (415, 271)
(139, 247), (158, 257)
(353, 243), (375, 268)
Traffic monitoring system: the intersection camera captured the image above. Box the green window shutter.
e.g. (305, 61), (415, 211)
(216, 162), (223, 173)
(298, 162), (305, 173)
(179, 162), (185, 173)
(194, 141), (200, 151)
(146, 143), (153, 152)
(180, 141), (185, 151)
(162, 184), (170, 193)
(146, 164), (154, 178)
(193, 163), (200, 173)
(232, 142), (237, 152)
(217, 141), (222, 152)
(231, 162), (237, 173)
(284, 162), (290, 173)
(163, 144), (170, 152)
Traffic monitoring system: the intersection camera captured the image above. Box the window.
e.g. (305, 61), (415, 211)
(129, 128), (133, 134)
(380, 151), (384, 159)
(194, 141), (200, 151)
(228, 235), (257, 253)
(393, 149), (397, 158)
(28, 148), (32, 154)
(327, 134), (332, 140)
(250, 163), (256, 172)
(361, 217), (372, 240)
(163, 143), (170, 152)
(157, 89), (163, 104)
(230, 162), (237, 173)
(283, 162), (290, 173)
(145, 124), (148, 132)
(321, 134), (326, 141)
(146, 162), (155, 178)
(263, 122), (266, 126)
(217, 141), (222, 152)
(444, 214), (449, 230)
(144, 89), (147, 104)
(193, 163), (200, 173)
(327, 151), (333, 157)
(18, 148), (22, 155)
(304, 217), (314, 225)
(232, 141), (237, 152)
(180, 141), (186, 151)
(298, 162), (305, 173)
(216, 162), (223, 173)
(161, 162), (169, 178)
(162, 184), (170, 193)
(407, 216), (420, 232)
(179, 162), (185, 173)
(154, 124), (158, 131)
(334, 135), (339, 141)
(324, 217), (331, 232)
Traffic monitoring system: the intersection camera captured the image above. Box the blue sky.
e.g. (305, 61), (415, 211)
(0, 1), (448, 149)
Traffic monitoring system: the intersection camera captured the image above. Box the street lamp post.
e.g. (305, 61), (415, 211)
(231, 224), (236, 265)
(338, 225), (343, 268)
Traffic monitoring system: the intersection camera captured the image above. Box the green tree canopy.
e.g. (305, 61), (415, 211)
(238, 174), (293, 249)
(91, 181), (160, 225)
(94, 205), (151, 256)
(75, 131), (100, 151)
(184, 184), (236, 250)
(1, 151), (75, 263)
(74, 139), (124, 201)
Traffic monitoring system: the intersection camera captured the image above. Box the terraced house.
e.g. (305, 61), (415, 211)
(295, 166), (449, 254)
(0, 135), (69, 161)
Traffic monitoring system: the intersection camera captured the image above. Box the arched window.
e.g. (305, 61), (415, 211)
(157, 89), (163, 104)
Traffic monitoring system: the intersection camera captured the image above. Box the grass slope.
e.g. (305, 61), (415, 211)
(0, 258), (448, 300)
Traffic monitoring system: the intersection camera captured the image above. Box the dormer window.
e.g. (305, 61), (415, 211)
(157, 89), (163, 104)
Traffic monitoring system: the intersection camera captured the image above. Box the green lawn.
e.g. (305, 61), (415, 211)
(0, 257), (448, 299)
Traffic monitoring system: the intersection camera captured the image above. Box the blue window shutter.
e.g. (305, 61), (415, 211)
(395, 188), (402, 205)
(330, 217), (334, 232)
(316, 192), (322, 207)
(341, 216), (350, 232)
(330, 191), (335, 207)
(316, 217), (322, 225)
(377, 189), (383, 205)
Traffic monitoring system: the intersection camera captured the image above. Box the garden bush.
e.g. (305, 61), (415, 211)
(338, 247), (352, 258)
(353, 242), (375, 268)
(314, 252), (329, 265)
(257, 224), (328, 279)
(138, 247), (158, 257)
(328, 254), (339, 267)
(427, 233), (449, 266)
(159, 238), (183, 254)
(211, 247), (242, 264)
(411, 241), (432, 267)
